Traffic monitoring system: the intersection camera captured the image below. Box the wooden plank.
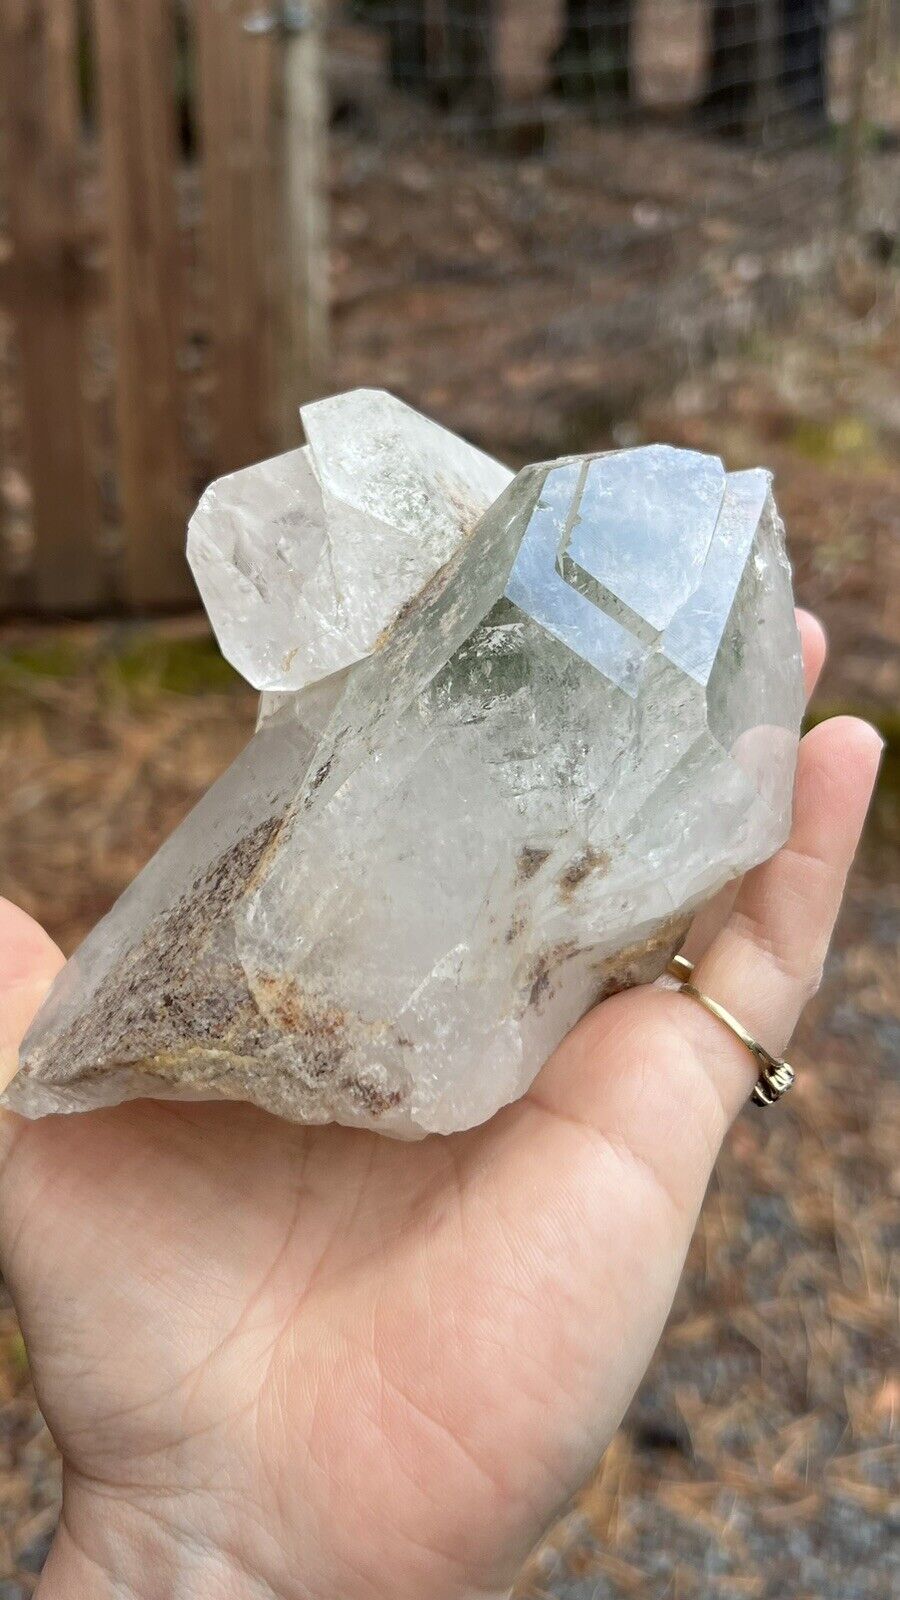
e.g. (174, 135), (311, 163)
(194, 0), (278, 473)
(0, 0), (101, 611)
(91, 0), (193, 606)
(279, 0), (330, 445)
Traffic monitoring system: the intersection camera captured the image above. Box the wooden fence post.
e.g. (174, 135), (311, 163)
(843, 0), (882, 232)
(195, 0), (279, 474)
(279, 0), (329, 447)
(0, 0), (101, 611)
(91, 0), (194, 607)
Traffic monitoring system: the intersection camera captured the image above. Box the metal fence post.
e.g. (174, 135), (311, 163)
(279, 0), (330, 444)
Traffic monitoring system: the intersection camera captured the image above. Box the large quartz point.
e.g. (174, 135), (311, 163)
(7, 391), (803, 1136)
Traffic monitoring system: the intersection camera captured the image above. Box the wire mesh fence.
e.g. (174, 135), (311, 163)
(324, 0), (898, 460)
(0, 0), (896, 612)
(342, 0), (832, 132)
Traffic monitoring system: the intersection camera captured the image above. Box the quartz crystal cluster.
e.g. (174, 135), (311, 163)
(7, 391), (803, 1136)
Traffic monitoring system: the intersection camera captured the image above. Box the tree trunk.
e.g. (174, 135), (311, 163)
(552, 0), (633, 107)
(436, 0), (495, 116)
(701, 0), (828, 136)
(780, 0), (828, 122)
(385, 1), (429, 94)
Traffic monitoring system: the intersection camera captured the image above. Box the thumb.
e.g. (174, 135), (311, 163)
(0, 899), (65, 1093)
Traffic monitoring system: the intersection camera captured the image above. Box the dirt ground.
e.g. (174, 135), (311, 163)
(0, 48), (898, 1597)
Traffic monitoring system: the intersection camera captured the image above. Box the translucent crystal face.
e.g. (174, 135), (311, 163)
(186, 389), (513, 692)
(505, 448), (742, 692)
(8, 392), (803, 1138)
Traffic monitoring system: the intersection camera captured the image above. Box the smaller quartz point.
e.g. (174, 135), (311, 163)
(7, 394), (803, 1137)
(187, 389), (513, 692)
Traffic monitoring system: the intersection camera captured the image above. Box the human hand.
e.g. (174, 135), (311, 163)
(0, 613), (882, 1600)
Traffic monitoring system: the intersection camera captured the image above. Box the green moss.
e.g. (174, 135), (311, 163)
(0, 631), (242, 700)
(108, 637), (240, 696)
(789, 415), (886, 470)
(1, 640), (84, 679)
(735, 329), (779, 364)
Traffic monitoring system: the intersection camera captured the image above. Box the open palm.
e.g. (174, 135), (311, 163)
(0, 615), (882, 1600)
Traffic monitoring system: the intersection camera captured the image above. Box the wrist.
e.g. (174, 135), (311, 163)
(38, 1488), (269, 1600)
(38, 1482), (511, 1600)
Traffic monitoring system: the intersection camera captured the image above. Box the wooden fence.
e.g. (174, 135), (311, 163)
(0, 0), (328, 613)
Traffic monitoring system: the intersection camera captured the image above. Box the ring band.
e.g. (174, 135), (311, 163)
(666, 955), (795, 1108)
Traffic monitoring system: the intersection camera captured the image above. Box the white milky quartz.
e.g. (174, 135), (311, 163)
(7, 391), (803, 1137)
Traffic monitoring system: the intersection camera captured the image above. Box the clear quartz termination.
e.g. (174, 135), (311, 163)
(8, 390), (803, 1136)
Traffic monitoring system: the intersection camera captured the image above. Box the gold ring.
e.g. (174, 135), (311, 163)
(666, 955), (795, 1108)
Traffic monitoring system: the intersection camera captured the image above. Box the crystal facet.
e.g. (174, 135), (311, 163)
(7, 392), (803, 1136)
